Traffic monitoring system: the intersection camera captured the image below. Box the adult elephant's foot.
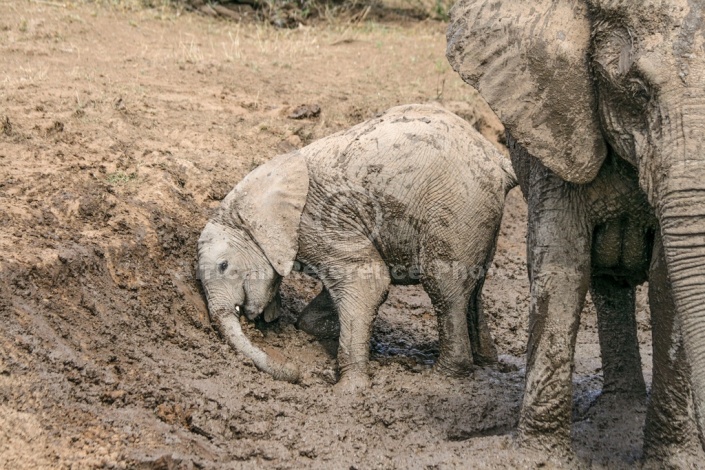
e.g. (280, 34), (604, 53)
(643, 411), (705, 468)
(493, 436), (581, 468)
(517, 430), (575, 465)
(333, 370), (370, 396)
(582, 389), (647, 420)
(432, 355), (473, 377)
(642, 440), (705, 470)
(518, 401), (574, 462)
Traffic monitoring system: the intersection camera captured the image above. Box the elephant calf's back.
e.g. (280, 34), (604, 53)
(302, 103), (513, 211)
(300, 104), (515, 271)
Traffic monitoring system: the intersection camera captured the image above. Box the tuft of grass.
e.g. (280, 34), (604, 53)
(2, 116), (12, 136)
(432, 0), (450, 21)
(434, 57), (448, 74)
(248, 158), (263, 171)
(106, 171), (138, 185)
(434, 57), (448, 95)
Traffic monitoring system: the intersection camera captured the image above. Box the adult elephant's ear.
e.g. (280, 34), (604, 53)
(227, 152), (309, 277)
(446, 0), (606, 184)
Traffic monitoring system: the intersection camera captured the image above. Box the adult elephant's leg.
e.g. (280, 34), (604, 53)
(643, 235), (702, 460)
(590, 276), (646, 398)
(327, 260), (390, 394)
(296, 287), (340, 339)
(519, 172), (591, 453)
(467, 276), (498, 366)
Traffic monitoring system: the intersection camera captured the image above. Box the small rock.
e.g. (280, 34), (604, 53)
(47, 120), (64, 134)
(101, 389), (126, 404)
(114, 97), (126, 111)
(286, 134), (302, 147)
(289, 104), (321, 120)
(319, 368), (338, 384)
(198, 4), (218, 17)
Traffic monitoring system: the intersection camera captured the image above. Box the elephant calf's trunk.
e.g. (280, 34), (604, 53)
(217, 309), (300, 383)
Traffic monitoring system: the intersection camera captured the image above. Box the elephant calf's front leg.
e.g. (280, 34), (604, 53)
(326, 260), (390, 395)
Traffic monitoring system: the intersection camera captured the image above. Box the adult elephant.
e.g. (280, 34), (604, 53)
(447, 0), (705, 460)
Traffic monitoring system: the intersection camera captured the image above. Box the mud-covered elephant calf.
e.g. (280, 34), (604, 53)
(197, 104), (517, 392)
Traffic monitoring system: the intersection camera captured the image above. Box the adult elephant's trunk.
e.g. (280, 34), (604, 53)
(211, 306), (300, 383)
(657, 163), (705, 447)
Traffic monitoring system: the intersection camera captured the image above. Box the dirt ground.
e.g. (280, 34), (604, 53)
(0, 1), (671, 468)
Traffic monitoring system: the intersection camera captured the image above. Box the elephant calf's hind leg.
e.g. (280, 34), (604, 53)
(423, 273), (476, 376)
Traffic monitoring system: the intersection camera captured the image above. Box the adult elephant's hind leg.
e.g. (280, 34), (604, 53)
(643, 236), (702, 462)
(327, 260), (390, 395)
(590, 276), (646, 398)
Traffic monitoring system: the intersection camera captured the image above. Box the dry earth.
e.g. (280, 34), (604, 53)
(0, 1), (670, 468)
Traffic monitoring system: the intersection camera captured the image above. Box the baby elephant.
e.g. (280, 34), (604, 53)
(197, 104), (516, 392)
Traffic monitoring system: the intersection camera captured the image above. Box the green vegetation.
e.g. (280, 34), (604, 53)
(105, 171), (138, 185)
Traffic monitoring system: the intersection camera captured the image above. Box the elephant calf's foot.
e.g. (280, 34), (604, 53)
(333, 370), (370, 397)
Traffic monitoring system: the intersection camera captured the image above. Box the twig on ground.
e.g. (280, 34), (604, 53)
(30, 0), (66, 7)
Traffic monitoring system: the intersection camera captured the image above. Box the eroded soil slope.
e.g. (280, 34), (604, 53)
(1, 2), (658, 468)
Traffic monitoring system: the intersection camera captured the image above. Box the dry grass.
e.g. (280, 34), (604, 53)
(66, 0), (456, 24)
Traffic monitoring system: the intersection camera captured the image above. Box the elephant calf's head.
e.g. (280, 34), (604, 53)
(197, 221), (280, 321)
(196, 151), (310, 383)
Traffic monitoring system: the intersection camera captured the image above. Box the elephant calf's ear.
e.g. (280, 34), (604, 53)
(446, 0), (607, 184)
(231, 152), (309, 277)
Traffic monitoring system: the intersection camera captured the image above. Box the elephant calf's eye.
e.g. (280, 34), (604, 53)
(218, 261), (229, 273)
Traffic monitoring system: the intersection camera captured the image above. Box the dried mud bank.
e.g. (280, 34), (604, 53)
(0, 2), (658, 468)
